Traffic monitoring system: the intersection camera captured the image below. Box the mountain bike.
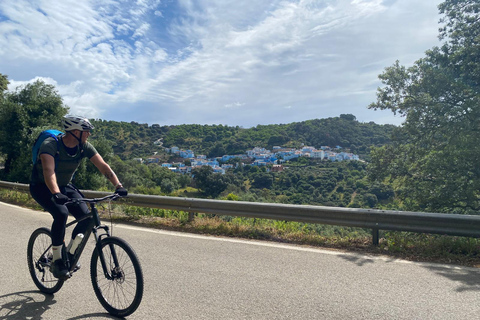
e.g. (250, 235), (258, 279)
(27, 193), (144, 317)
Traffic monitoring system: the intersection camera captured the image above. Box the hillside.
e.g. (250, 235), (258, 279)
(90, 114), (396, 160)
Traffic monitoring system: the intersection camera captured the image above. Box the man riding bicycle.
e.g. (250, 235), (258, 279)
(29, 115), (127, 279)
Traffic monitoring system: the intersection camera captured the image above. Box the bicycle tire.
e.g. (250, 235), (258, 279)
(90, 236), (144, 317)
(27, 227), (65, 294)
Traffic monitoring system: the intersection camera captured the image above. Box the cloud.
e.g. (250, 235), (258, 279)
(8, 77), (58, 91)
(224, 102), (245, 109)
(0, 0), (442, 127)
(132, 23), (151, 38)
(153, 49), (168, 62)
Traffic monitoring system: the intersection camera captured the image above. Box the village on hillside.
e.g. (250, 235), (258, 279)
(134, 143), (360, 174)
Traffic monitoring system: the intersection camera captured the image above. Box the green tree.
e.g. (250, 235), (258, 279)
(364, 193), (378, 208)
(192, 166), (229, 198)
(208, 143), (226, 158)
(192, 166), (214, 191)
(251, 172), (273, 189)
(73, 136), (115, 190)
(0, 79), (68, 182)
(160, 179), (178, 194)
(203, 174), (229, 198)
(340, 114), (356, 121)
(368, 0), (480, 213)
(176, 173), (191, 188)
(0, 73), (9, 97)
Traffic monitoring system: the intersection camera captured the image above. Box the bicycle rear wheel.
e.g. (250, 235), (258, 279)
(90, 236), (144, 317)
(27, 227), (65, 294)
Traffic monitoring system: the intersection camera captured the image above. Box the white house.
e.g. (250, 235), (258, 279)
(311, 150), (325, 159)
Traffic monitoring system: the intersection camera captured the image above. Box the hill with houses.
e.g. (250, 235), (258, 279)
(139, 145), (361, 175)
(90, 114), (396, 162)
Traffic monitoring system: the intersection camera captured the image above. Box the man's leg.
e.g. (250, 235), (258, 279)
(65, 184), (92, 240)
(29, 183), (70, 279)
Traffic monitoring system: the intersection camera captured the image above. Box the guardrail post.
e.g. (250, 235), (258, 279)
(372, 227), (379, 246)
(188, 212), (195, 222)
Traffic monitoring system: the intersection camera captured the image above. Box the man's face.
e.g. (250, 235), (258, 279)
(73, 130), (91, 143)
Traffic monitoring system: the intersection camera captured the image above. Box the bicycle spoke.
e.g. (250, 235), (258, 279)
(90, 237), (143, 317)
(27, 228), (64, 293)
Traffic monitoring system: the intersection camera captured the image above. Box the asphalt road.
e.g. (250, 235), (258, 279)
(1, 201), (480, 319)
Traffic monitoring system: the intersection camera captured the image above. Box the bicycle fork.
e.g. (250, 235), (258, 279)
(93, 225), (122, 281)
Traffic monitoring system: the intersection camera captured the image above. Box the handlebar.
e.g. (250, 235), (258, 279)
(66, 193), (124, 205)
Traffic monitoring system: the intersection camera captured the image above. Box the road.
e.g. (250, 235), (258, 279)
(1, 201), (480, 319)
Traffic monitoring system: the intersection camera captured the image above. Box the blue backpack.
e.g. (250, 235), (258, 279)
(32, 129), (64, 165)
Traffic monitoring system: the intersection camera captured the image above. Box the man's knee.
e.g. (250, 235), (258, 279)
(52, 206), (69, 224)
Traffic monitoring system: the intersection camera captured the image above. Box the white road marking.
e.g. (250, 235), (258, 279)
(2, 201), (476, 271)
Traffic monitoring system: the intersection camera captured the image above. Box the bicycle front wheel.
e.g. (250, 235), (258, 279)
(90, 236), (144, 317)
(27, 227), (65, 294)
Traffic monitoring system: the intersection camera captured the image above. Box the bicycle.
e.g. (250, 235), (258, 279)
(27, 193), (144, 317)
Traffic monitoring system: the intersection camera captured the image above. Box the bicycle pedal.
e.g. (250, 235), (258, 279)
(58, 272), (71, 281)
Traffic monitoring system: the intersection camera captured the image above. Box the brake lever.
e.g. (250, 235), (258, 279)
(64, 198), (78, 205)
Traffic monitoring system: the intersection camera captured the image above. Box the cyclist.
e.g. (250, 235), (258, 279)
(29, 115), (127, 279)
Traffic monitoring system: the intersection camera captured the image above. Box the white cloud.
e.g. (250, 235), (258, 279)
(0, 0), (443, 127)
(132, 23), (151, 38)
(153, 49), (168, 62)
(224, 102), (245, 109)
(8, 77), (58, 91)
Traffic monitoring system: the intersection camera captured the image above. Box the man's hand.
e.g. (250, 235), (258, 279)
(115, 187), (128, 197)
(52, 193), (69, 205)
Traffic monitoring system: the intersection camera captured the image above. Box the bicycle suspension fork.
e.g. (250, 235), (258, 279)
(91, 203), (121, 280)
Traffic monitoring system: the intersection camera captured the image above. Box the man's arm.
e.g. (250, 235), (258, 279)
(40, 153), (61, 194)
(89, 154), (122, 188)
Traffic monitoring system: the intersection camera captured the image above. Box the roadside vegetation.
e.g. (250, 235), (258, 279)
(2, 188), (479, 267)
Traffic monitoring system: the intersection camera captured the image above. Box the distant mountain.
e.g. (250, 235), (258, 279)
(90, 114), (396, 160)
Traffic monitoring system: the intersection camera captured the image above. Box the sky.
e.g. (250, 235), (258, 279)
(0, 0), (444, 128)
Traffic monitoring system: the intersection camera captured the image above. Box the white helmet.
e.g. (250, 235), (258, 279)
(62, 115), (95, 131)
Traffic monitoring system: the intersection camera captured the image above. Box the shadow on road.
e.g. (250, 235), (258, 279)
(337, 252), (480, 293)
(0, 290), (55, 320)
(66, 313), (124, 320)
(0, 291), (125, 320)
(337, 253), (376, 266)
(423, 265), (480, 292)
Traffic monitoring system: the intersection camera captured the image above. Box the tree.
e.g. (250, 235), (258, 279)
(364, 193), (378, 208)
(192, 166), (229, 198)
(340, 114), (356, 121)
(160, 179), (178, 194)
(0, 73), (9, 97)
(367, 183), (394, 201)
(203, 174), (229, 198)
(207, 143), (226, 158)
(0, 79), (68, 182)
(73, 136), (115, 190)
(368, 0), (480, 213)
(251, 172), (273, 189)
(192, 166), (214, 191)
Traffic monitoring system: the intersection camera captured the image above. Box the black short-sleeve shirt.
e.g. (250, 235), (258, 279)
(31, 136), (98, 187)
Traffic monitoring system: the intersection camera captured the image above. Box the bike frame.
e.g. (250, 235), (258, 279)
(29, 192), (143, 317)
(41, 195), (121, 279)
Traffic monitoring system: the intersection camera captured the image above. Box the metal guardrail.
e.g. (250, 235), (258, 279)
(1, 180), (480, 245)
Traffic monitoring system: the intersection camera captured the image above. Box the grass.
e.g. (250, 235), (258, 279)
(2, 188), (480, 267)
